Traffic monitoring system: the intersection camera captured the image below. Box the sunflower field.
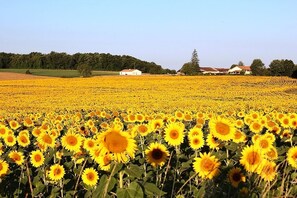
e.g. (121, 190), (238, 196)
(0, 75), (296, 197)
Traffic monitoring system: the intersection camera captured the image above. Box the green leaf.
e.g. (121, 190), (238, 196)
(125, 164), (143, 178)
(93, 174), (117, 197)
(143, 182), (166, 197)
(117, 182), (144, 198)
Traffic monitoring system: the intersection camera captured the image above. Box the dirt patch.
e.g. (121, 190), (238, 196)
(0, 72), (54, 81)
(284, 88), (297, 95)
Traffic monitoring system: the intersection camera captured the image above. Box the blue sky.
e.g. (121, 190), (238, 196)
(1, 0), (296, 70)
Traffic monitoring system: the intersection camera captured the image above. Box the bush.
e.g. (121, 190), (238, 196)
(77, 64), (92, 77)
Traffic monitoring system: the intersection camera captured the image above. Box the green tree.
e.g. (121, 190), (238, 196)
(180, 62), (198, 75)
(191, 49), (199, 68)
(250, 59), (265, 76)
(269, 59), (295, 76)
(238, 61), (244, 66)
(230, 64), (238, 69)
(77, 63), (92, 77)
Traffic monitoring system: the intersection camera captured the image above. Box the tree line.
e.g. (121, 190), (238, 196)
(250, 59), (297, 78)
(0, 52), (176, 74)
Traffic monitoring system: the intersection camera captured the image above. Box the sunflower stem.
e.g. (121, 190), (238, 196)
(139, 135), (147, 177)
(25, 161), (34, 198)
(176, 172), (198, 195)
(60, 179), (64, 198)
(103, 163), (117, 198)
(160, 151), (173, 192)
(74, 158), (88, 195)
(119, 171), (124, 188)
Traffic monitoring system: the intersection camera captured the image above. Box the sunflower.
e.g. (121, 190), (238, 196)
(175, 111), (184, 120)
(254, 135), (273, 153)
(287, 146), (297, 169)
(188, 127), (203, 139)
(0, 143), (3, 156)
(233, 130), (247, 143)
(228, 167), (246, 188)
(30, 150), (45, 168)
(209, 117), (235, 141)
(17, 133), (30, 147)
(37, 132), (55, 148)
(136, 114), (145, 122)
(259, 160), (277, 182)
(206, 134), (220, 150)
(61, 131), (83, 152)
(23, 117), (34, 127)
(9, 120), (20, 130)
(164, 122), (185, 146)
(0, 159), (9, 177)
(184, 113), (192, 122)
(249, 121), (263, 133)
(48, 164), (65, 181)
(150, 119), (164, 130)
(193, 152), (220, 179)
(32, 127), (42, 137)
(98, 153), (113, 171)
(8, 151), (25, 165)
(0, 125), (8, 138)
(265, 146), (278, 161)
(235, 119), (244, 128)
(82, 167), (99, 187)
(189, 135), (204, 150)
(96, 127), (137, 163)
(83, 138), (97, 152)
(4, 134), (16, 147)
(136, 124), (152, 136)
(240, 145), (264, 173)
(280, 116), (290, 128)
(145, 142), (169, 167)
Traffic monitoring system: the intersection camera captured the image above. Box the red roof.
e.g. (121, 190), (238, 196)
(238, 66), (251, 71)
(215, 68), (229, 72)
(200, 67), (218, 72)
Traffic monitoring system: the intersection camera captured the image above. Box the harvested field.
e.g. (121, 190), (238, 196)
(0, 72), (54, 80)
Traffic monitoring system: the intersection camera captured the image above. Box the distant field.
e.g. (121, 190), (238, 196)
(0, 69), (119, 77)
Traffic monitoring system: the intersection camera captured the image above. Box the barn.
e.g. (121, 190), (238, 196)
(119, 69), (142, 75)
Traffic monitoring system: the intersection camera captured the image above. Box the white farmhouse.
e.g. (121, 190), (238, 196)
(119, 69), (142, 75)
(228, 66), (252, 75)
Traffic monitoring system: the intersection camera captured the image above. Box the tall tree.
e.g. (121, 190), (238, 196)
(250, 59), (265, 76)
(191, 49), (199, 68)
(238, 61), (244, 66)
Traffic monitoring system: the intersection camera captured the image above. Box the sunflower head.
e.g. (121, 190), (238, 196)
(287, 146), (297, 169)
(193, 152), (220, 179)
(259, 160), (277, 182)
(61, 131), (82, 152)
(209, 117), (235, 141)
(48, 164), (65, 181)
(228, 167), (246, 188)
(145, 142), (169, 167)
(189, 135), (204, 150)
(164, 122), (185, 146)
(0, 159), (9, 177)
(82, 167), (99, 187)
(240, 145), (264, 173)
(30, 150), (45, 168)
(8, 151), (25, 166)
(97, 127), (137, 163)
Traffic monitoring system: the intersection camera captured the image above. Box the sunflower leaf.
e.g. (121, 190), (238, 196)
(117, 181), (144, 198)
(143, 182), (166, 197)
(124, 164), (143, 178)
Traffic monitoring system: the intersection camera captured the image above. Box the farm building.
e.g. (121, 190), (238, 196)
(228, 66), (252, 75)
(119, 69), (142, 75)
(199, 67), (220, 75)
